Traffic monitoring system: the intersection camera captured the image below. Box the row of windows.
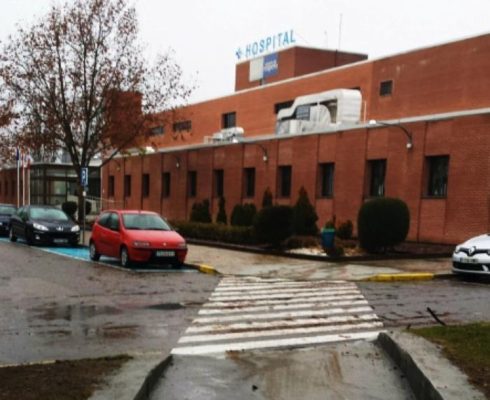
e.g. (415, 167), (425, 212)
(109, 155), (449, 200)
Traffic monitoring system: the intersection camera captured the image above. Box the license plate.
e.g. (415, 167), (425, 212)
(156, 250), (175, 257)
(53, 238), (68, 244)
(460, 257), (478, 264)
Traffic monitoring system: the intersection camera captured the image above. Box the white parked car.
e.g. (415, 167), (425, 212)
(452, 234), (490, 275)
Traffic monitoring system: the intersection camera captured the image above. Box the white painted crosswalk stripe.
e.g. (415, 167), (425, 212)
(172, 277), (383, 355)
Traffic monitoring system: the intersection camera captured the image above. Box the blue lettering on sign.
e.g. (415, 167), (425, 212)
(235, 29), (296, 60)
(263, 53), (278, 78)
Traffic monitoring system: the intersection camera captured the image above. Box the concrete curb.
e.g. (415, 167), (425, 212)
(377, 332), (486, 400)
(185, 262), (219, 275)
(377, 332), (443, 400)
(133, 356), (173, 400)
(362, 272), (435, 282)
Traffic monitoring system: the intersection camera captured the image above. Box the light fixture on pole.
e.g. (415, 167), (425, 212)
(172, 155), (181, 169)
(368, 119), (413, 149)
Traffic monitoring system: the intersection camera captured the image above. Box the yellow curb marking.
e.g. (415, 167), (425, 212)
(363, 272), (434, 282)
(198, 264), (218, 275)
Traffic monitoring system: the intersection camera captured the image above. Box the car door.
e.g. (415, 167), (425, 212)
(105, 213), (122, 258)
(93, 212), (111, 256)
(11, 207), (25, 238)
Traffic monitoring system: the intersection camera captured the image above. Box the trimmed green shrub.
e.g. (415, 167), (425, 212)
(171, 221), (257, 245)
(62, 201), (77, 220)
(292, 187), (318, 236)
(336, 220), (353, 240)
(230, 203), (257, 227)
(253, 205), (293, 247)
(216, 197), (227, 224)
(190, 199), (212, 223)
(357, 197), (410, 253)
(261, 187), (273, 208)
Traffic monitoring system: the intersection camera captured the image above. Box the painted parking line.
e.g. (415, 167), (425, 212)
(0, 237), (195, 273)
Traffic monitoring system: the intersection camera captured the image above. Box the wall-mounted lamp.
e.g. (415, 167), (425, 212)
(256, 144), (269, 163)
(368, 119), (413, 150)
(172, 155), (181, 169)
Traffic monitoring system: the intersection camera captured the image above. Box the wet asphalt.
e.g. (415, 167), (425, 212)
(0, 239), (219, 365)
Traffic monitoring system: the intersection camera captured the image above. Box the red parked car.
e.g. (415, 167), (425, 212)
(89, 210), (187, 268)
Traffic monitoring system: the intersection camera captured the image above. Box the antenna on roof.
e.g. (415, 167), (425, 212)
(338, 13), (343, 50)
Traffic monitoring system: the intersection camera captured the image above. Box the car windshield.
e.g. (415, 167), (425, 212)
(0, 205), (16, 215)
(30, 207), (69, 221)
(122, 214), (171, 230)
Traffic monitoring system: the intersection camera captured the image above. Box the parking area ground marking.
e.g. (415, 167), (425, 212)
(172, 276), (383, 355)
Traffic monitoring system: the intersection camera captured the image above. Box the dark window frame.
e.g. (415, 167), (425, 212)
(222, 112), (236, 129)
(379, 80), (393, 96)
(108, 175), (115, 197)
(213, 169), (224, 198)
(243, 168), (256, 198)
(368, 159), (386, 198)
(161, 172), (171, 199)
(317, 163), (335, 198)
(426, 155), (449, 197)
(142, 173), (150, 198)
(124, 175), (131, 197)
(187, 171), (197, 198)
(277, 165), (292, 198)
(172, 120), (192, 132)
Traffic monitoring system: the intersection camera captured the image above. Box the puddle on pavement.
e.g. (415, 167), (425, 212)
(32, 304), (122, 321)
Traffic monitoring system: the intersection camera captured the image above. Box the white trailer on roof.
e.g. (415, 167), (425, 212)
(275, 89), (362, 135)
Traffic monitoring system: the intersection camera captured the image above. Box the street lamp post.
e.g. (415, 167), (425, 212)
(368, 119), (413, 149)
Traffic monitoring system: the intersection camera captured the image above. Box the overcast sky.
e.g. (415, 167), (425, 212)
(1, 0), (490, 103)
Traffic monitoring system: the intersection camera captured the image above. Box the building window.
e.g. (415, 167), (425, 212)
(278, 166), (292, 198)
(5, 181), (8, 195)
(124, 175), (131, 197)
(274, 100), (294, 114)
(379, 80), (393, 96)
(11, 181), (15, 196)
(161, 172), (171, 198)
(214, 169), (224, 198)
(108, 176), (115, 197)
(243, 168), (255, 198)
(317, 163), (335, 198)
(368, 159), (386, 197)
(187, 171), (197, 198)
(142, 174), (150, 198)
(172, 120), (192, 132)
(222, 112), (236, 129)
(427, 156), (449, 197)
(150, 126), (164, 136)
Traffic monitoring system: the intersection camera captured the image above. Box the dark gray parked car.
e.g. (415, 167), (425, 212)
(9, 205), (80, 246)
(0, 204), (16, 235)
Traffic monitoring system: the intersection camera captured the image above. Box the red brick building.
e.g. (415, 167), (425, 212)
(4, 34), (490, 244)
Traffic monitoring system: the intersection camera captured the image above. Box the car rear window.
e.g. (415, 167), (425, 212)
(122, 214), (171, 231)
(30, 207), (69, 221)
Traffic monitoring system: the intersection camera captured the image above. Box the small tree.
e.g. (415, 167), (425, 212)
(216, 197), (227, 225)
(292, 187), (318, 236)
(357, 197), (410, 253)
(261, 187), (273, 208)
(190, 199), (212, 223)
(253, 205), (293, 247)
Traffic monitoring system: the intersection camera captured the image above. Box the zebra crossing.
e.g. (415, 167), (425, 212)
(171, 276), (383, 356)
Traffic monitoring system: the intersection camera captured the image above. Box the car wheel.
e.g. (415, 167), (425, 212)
(9, 227), (17, 242)
(89, 241), (100, 261)
(25, 229), (34, 246)
(120, 246), (132, 268)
